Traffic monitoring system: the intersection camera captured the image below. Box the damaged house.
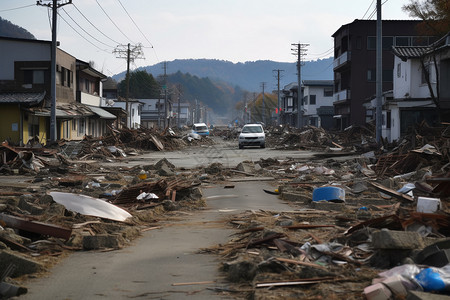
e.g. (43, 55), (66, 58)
(364, 32), (450, 142)
(0, 36), (115, 145)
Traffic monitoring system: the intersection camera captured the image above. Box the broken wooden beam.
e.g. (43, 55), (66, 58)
(0, 213), (72, 240)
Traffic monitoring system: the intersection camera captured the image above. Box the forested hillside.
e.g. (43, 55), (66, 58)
(0, 17), (35, 39)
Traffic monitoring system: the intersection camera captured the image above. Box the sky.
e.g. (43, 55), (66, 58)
(1, 0), (414, 77)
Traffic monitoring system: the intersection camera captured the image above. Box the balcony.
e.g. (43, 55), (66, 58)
(333, 89), (351, 104)
(77, 91), (101, 106)
(333, 51), (351, 71)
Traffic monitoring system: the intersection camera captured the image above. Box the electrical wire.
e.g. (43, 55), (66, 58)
(61, 7), (115, 49)
(95, 0), (135, 44)
(72, 3), (121, 45)
(0, 4), (35, 12)
(117, 0), (152, 48)
(116, 0), (160, 63)
(367, 0), (390, 20)
(362, 0), (376, 19)
(57, 12), (111, 54)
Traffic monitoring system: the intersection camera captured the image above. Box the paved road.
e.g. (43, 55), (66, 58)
(104, 136), (320, 169)
(20, 181), (293, 300)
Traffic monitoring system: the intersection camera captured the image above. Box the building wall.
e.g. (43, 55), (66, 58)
(333, 20), (426, 126)
(0, 104), (21, 143)
(0, 39), (50, 80)
(56, 50), (76, 104)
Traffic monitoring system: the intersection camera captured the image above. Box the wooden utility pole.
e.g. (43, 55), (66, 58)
(273, 69), (284, 125)
(37, 0), (72, 142)
(376, 0), (383, 144)
(113, 43), (144, 128)
(291, 43), (309, 128)
(260, 82), (266, 124)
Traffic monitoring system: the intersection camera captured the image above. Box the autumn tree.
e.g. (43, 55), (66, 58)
(403, 0), (450, 122)
(403, 0), (450, 36)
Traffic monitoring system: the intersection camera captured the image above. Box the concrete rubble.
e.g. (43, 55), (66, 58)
(0, 122), (449, 299)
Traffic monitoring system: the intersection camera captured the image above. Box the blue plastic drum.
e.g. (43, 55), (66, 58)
(312, 186), (345, 203)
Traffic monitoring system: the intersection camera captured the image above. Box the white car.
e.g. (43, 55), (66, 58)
(238, 124), (265, 149)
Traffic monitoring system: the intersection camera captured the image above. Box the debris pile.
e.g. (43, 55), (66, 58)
(0, 153), (206, 298)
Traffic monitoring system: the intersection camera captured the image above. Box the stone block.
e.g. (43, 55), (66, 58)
(82, 234), (124, 250)
(310, 201), (345, 211)
(281, 192), (310, 204)
(0, 250), (44, 277)
(372, 229), (424, 250)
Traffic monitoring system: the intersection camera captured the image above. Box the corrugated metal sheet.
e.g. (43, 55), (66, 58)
(87, 105), (116, 119)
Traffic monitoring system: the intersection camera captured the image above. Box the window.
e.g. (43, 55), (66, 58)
(412, 36), (428, 46)
(396, 36), (410, 46)
(78, 118), (85, 135)
(28, 115), (39, 138)
(367, 36), (394, 50)
(324, 88), (333, 97)
(287, 98), (293, 107)
(397, 63), (401, 78)
(24, 70), (45, 84)
(310, 95), (316, 105)
(367, 69), (376, 82)
(382, 37), (394, 50)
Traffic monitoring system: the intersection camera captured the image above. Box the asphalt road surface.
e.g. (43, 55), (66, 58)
(19, 180), (293, 300)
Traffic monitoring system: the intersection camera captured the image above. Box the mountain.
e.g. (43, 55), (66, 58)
(113, 58), (334, 92)
(0, 17), (35, 39)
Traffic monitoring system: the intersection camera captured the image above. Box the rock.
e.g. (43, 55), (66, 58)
(82, 234), (124, 250)
(0, 250), (45, 277)
(372, 229), (424, 250)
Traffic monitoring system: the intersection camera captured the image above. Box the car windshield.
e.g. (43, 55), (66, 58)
(195, 126), (208, 131)
(242, 126), (262, 133)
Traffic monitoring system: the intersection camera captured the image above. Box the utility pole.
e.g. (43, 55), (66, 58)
(113, 43), (144, 128)
(273, 69), (284, 125)
(376, 0), (383, 144)
(177, 84), (182, 128)
(291, 42), (309, 128)
(37, 0), (72, 142)
(163, 61), (169, 128)
(260, 82), (266, 125)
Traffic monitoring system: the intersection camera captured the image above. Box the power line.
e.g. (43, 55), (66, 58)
(95, 0), (135, 44)
(116, 0), (160, 64)
(58, 12), (111, 54)
(367, 0), (390, 20)
(72, 3), (121, 45)
(0, 4), (35, 12)
(117, 0), (153, 48)
(61, 7), (115, 49)
(362, 0), (376, 19)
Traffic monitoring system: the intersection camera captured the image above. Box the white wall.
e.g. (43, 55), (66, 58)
(393, 56), (437, 99)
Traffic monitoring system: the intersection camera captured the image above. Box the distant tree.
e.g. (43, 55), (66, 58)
(403, 0), (450, 36)
(249, 93), (277, 124)
(118, 70), (160, 99)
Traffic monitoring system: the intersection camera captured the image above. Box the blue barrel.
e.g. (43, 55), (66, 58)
(312, 186), (345, 203)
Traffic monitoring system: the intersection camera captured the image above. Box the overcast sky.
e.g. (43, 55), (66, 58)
(1, 0), (413, 76)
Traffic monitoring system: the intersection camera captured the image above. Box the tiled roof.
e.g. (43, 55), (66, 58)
(0, 92), (46, 104)
(303, 80), (333, 86)
(392, 46), (430, 61)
